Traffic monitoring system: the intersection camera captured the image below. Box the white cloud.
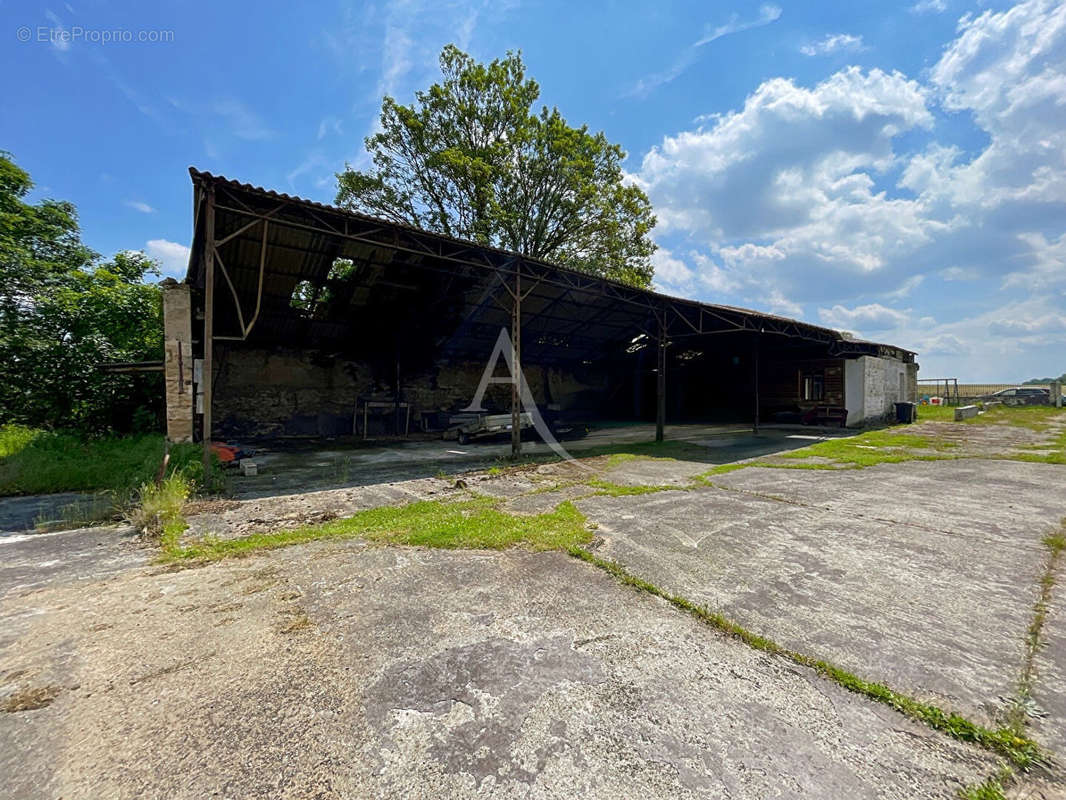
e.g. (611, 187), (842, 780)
(145, 239), (191, 279)
(910, 0), (947, 13)
(695, 4), (782, 46)
(650, 247), (695, 293)
(634, 0), (1066, 379)
(635, 67), (934, 300)
(125, 200), (155, 214)
(766, 290), (803, 318)
(317, 116), (343, 140)
(988, 313), (1066, 337)
(626, 5), (782, 98)
(211, 98), (275, 141)
(800, 33), (866, 57)
(818, 303), (910, 331)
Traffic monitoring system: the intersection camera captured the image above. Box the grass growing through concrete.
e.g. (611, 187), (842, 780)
(160, 497), (592, 563)
(567, 546), (1042, 768)
(133, 473), (193, 541)
(958, 767), (1012, 800)
(1008, 525), (1065, 734)
(918, 403), (1066, 431)
(775, 429), (958, 468)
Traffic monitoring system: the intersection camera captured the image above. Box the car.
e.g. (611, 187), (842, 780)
(986, 387), (1050, 406)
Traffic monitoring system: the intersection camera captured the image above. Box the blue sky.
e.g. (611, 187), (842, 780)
(2, 0), (1064, 381)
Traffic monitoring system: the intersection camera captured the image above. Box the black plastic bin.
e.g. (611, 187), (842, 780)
(894, 401), (917, 423)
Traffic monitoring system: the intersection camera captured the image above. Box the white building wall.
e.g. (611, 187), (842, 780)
(845, 355), (914, 427)
(844, 359), (866, 426)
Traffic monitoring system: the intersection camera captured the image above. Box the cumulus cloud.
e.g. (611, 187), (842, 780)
(145, 239), (191, 279)
(634, 0), (1066, 378)
(818, 303), (910, 331)
(800, 33), (866, 57)
(635, 67), (934, 300)
(650, 247), (696, 294)
(988, 314), (1066, 337)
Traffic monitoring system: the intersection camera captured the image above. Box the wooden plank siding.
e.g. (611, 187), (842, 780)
(760, 358), (846, 414)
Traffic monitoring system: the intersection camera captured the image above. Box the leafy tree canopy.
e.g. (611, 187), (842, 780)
(336, 45), (657, 288)
(0, 152), (163, 433)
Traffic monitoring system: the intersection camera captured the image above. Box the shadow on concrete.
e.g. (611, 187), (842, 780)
(227, 422), (846, 500)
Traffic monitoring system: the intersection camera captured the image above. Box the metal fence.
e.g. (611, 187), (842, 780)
(917, 380), (1053, 405)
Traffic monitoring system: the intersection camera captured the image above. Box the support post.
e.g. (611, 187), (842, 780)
(656, 313), (666, 443)
(752, 331), (760, 434)
(201, 186), (216, 473)
(511, 263), (522, 459)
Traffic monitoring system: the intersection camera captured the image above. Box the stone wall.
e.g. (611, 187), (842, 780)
(162, 281), (194, 442)
(210, 345), (606, 439)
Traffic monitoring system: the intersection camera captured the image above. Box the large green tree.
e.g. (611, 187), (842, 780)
(336, 46), (657, 288)
(0, 152), (164, 433)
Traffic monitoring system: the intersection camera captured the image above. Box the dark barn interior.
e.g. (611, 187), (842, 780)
(175, 170), (912, 455)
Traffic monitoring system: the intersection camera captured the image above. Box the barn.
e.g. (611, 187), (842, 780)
(163, 169), (917, 460)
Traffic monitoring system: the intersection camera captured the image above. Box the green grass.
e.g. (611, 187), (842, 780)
(161, 497), (592, 563)
(568, 546), (1042, 768)
(0, 425), (219, 496)
(959, 767), (1012, 800)
(578, 438), (711, 463)
(775, 430), (958, 468)
(131, 473), (192, 539)
(918, 403), (1066, 431)
(585, 477), (686, 497)
(34, 493), (124, 531)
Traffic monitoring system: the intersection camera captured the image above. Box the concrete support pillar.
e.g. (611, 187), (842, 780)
(161, 280), (194, 442)
(1052, 380), (1062, 408)
(906, 363), (919, 403)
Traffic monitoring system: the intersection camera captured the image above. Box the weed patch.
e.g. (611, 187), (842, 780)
(585, 478), (687, 497)
(131, 473), (192, 540)
(958, 767), (1012, 800)
(2, 685), (61, 713)
(1006, 523), (1065, 734)
(0, 426), (222, 496)
(161, 497), (592, 563)
(777, 430), (958, 468)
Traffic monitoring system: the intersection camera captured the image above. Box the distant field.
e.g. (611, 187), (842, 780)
(918, 383), (1051, 398)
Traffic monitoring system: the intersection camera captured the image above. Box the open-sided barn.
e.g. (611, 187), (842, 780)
(163, 169), (917, 459)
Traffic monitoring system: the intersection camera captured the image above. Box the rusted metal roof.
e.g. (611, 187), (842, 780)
(183, 168), (915, 365)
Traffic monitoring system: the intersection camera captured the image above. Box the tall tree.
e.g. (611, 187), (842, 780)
(336, 45), (657, 288)
(0, 152), (164, 433)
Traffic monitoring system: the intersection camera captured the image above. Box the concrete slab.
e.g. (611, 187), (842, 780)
(710, 460), (1066, 543)
(0, 525), (146, 604)
(0, 542), (995, 799)
(600, 458), (706, 487)
(576, 462), (1066, 732)
(1032, 563), (1066, 757)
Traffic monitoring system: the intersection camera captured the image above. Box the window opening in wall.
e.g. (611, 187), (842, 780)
(802, 372), (825, 401)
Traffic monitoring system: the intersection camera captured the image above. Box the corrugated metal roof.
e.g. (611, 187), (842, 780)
(184, 168), (915, 360)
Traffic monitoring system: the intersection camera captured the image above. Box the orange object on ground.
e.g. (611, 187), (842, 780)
(210, 442), (239, 463)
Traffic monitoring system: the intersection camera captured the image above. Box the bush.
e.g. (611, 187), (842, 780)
(129, 472), (191, 539)
(0, 425), (223, 496)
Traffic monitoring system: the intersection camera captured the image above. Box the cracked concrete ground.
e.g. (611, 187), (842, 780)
(0, 537), (997, 799)
(1, 420), (1064, 798)
(578, 460), (1066, 747)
